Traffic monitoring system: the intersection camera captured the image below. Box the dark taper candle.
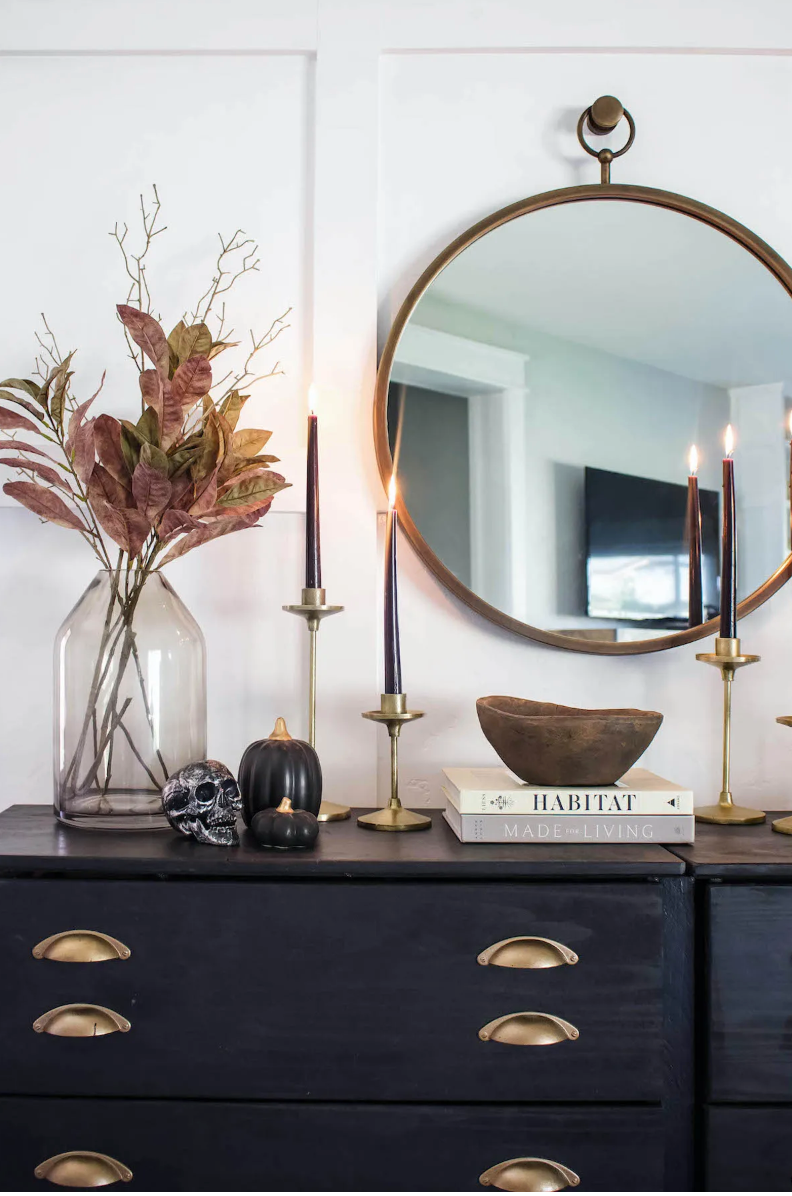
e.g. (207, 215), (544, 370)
(305, 385), (321, 588)
(686, 445), (703, 628)
(384, 476), (402, 694)
(720, 424), (737, 639)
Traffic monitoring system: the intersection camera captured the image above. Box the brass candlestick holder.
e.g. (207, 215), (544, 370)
(771, 717), (792, 835)
(695, 636), (766, 825)
(283, 586), (348, 822)
(358, 693), (431, 832)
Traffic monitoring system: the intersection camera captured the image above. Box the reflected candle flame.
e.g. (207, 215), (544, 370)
(388, 474), (397, 509)
(688, 445), (699, 476)
(724, 424), (735, 457)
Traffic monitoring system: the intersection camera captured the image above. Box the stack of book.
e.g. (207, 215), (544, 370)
(442, 766), (694, 844)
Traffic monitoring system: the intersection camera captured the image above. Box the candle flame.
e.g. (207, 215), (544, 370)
(388, 474), (397, 509)
(688, 445), (698, 476)
(308, 383), (318, 416)
(724, 424), (734, 457)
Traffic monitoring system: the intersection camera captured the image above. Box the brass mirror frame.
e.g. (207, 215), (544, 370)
(374, 183), (792, 655)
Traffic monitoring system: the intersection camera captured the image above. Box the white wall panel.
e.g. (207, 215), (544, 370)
(3, 1), (792, 818)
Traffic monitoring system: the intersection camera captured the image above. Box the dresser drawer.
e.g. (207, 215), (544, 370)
(0, 1096), (665, 1191)
(706, 1106), (792, 1191)
(0, 877), (663, 1101)
(708, 884), (792, 1100)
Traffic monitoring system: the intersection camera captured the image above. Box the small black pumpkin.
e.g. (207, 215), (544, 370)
(239, 717), (322, 825)
(251, 797), (319, 850)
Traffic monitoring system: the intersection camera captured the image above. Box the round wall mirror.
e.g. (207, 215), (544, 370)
(375, 183), (792, 653)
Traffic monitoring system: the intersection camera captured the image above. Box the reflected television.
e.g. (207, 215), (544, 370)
(585, 466), (719, 625)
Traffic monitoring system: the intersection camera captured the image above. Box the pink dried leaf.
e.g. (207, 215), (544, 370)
(0, 406), (40, 435)
(0, 439), (55, 460)
(170, 355), (212, 410)
(189, 465), (219, 517)
(93, 415), (131, 487)
(0, 457), (72, 492)
(72, 419), (96, 485)
(132, 460), (172, 522)
(116, 305), (170, 379)
(88, 463), (134, 512)
(3, 480), (85, 531)
(65, 374), (104, 451)
(139, 369), (168, 423)
(203, 496), (274, 523)
(160, 386), (185, 451)
(158, 508), (204, 541)
(90, 486), (151, 557)
(158, 514), (259, 567)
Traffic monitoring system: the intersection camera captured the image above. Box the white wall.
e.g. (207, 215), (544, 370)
(3, 1), (792, 815)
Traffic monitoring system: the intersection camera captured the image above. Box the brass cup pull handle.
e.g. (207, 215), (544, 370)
(480, 1157), (580, 1192)
(35, 1151), (132, 1187)
(33, 930), (131, 963)
(478, 937), (578, 969)
(33, 1004), (131, 1037)
(478, 1011), (579, 1046)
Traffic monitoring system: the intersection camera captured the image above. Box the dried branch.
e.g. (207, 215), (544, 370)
(110, 185), (166, 369)
(187, 229), (261, 331)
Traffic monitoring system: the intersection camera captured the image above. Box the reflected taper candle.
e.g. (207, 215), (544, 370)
(384, 475), (402, 694)
(687, 445), (703, 628)
(720, 424), (737, 640)
(305, 384), (321, 589)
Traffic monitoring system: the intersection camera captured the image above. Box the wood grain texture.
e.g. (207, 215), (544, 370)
(0, 1096), (666, 1192)
(661, 877), (695, 1191)
(670, 816), (792, 876)
(0, 877), (664, 1102)
(0, 804), (685, 878)
(708, 883), (792, 1101)
(706, 1106), (792, 1191)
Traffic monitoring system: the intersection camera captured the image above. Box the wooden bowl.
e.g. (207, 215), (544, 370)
(476, 696), (663, 786)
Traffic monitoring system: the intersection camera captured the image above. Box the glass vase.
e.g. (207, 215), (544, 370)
(54, 569), (207, 830)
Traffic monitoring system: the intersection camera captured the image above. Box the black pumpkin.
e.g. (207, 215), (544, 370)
(251, 798), (319, 850)
(239, 717), (322, 825)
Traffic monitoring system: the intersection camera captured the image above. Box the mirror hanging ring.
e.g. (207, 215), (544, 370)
(374, 95), (792, 655)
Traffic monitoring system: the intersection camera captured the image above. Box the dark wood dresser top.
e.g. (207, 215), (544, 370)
(671, 814), (792, 877)
(0, 804), (684, 879)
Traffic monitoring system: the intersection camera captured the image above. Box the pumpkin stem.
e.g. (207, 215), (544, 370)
(269, 717), (292, 741)
(277, 797), (294, 813)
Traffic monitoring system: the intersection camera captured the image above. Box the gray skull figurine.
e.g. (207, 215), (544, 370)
(162, 760), (242, 846)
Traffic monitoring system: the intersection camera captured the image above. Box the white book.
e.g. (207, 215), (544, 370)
(443, 804), (695, 845)
(442, 767), (693, 816)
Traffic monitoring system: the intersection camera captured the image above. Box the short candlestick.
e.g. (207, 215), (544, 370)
(358, 693), (431, 832)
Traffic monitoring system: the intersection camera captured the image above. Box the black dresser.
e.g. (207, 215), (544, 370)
(673, 821), (792, 1193)
(4, 808), (790, 1192)
(0, 805), (693, 1192)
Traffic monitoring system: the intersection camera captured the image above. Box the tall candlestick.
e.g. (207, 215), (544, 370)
(305, 384), (321, 589)
(384, 475), (402, 695)
(687, 445), (703, 628)
(720, 424), (737, 640)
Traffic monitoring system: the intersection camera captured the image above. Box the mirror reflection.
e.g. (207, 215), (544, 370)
(387, 200), (792, 644)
